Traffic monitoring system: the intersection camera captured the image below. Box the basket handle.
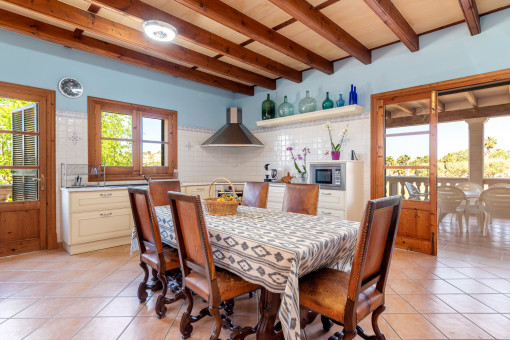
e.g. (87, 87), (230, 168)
(209, 177), (236, 199)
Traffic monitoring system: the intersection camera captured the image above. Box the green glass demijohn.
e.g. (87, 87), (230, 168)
(261, 94), (276, 120)
(322, 92), (334, 109)
(298, 90), (317, 114)
(277, 96), (294, 117)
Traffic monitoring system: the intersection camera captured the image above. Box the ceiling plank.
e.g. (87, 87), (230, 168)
(458, 0), (481, 35)
(73, 3), (101, 38)
(362, 0), (419, 52)
(87, 0), (302, 83)
(0, 0), (276, 89)
(0, 8), (254, 95)
(465, 91), (478, 107)
(267, 0), (371, 64)
(437, 100), (445, 112)
(393, 103), (415, 115)
(173, 0), (334, 74)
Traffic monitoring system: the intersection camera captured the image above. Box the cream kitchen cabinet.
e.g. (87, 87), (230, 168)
(61, 187), (133, 255)
(183, 185), (209, 196)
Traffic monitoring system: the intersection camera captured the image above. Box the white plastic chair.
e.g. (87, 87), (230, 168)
(455, 182), (483, 193)
(490, 183), (510, 189)
(478, 187), (510, 236)
(437, 186), (468, 232)
(405, 182), (429, 200)
(456, 182), (482, 223)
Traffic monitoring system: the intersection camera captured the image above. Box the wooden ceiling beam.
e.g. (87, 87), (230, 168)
(458, 0), (481, 35)
(465, 91), (478, 107)
(267, 0), (371, 64)
(73, 3), (101, 38)
(363, 0), (418, 52)
(437, 100), (445, 112)
(393, 103), (415, 115)
(173, 0), (334, 74)
(0, 0), (276, 89)
(86, 0), (302, 83)
(0, 9), (254, 95)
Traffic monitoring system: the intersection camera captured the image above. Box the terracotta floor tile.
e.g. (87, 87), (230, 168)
(417, 279), (464, 294)
(24, 317), (90, 340)
(0, 282), (31, 297)
(399, 266), (438, 280)
(56, 297), (112, 317)
(401, 294), (456, 314)
(445, 279), (498, 294)
(13, 297), (75, 318)
(11, 283), (63, 298)
(71, 270), (112, 282)
(423, 314), (492, 339)
(92, 260), (130, 271)
(118, 316), (174, 340)
(0, 318), (47, 339)
(137, 295), (184, 317)
(384, 295), (417, 314)
(463, 313), (510, 339)
(103, 269), (140, 282)
(453, 267), (500, 279)
(82, 280), (130, 297)
(47, 281), (96, 297)
(387, 279), (430, 295)
(98, 296), (145, 317)
(0, 298), (38, 318)
(471, 294), (510, 313)
(482, 267), (510, 278)
(382, 314), (446, 339)
(435, 294), (496, 313)
(431, 268), (469, 279)
(72, 316), (133, 339)
(476, 278), (510, 293)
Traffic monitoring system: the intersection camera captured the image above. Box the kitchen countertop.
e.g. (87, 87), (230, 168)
(60, 181), (248, 191)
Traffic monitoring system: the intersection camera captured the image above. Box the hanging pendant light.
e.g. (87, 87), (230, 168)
(143, 20), (178, 42)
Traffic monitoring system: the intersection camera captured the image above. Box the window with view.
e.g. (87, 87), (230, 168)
(88, 97), (177, 181)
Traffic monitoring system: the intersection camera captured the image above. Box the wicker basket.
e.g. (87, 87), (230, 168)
(202, 178), (239, 216)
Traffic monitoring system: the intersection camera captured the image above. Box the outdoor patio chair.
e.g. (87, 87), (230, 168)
(437, 186), (468, 232)
(478, 187), (510, 236)
(405, 182), (429, 200)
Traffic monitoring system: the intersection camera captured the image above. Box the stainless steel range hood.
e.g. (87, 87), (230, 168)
(202, 108), (263, 147)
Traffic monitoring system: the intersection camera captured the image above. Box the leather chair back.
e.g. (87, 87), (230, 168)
(282, 183), (319, 215)
(347, 196), (402, 303)
(149, 180), (181, 207)
(128, 188), (164, 254)
(242, 182), (269, 208)
(167, 192), (219, 302)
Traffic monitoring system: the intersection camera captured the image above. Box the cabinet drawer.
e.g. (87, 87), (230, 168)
(71, 208), (133, 245)
(318, 190), (345, 209)
(70, 190), (129, 213)
(317, 208), (345, 219)
(268, 186), (285, 203)
(185, 186), (209, 195)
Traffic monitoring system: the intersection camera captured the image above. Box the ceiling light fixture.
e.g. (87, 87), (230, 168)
(142, 20), (177, 42)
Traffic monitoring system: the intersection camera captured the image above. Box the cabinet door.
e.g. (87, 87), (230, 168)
(185, 186), (209, 196)
(70, 190), (130, 213)
(317, 208), (345, 219)
(318, 190), (345, 209)
(70, 208), (133, 244)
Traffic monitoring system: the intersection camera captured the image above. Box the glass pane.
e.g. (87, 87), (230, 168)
(0, 98), (37, 131)
(143, 117), (166, 142)
(143, 143), (168, 167)
(438, 121), (469, 179)
(386, 134), (430, 166)
(386, 169), (430, 201)
(101, 111), (132, 139)
(101, 140), (133, 166)
(483, 116), (510, 179)
(0, 169), (39, 203)
(385, 99), (430, 132)
(0, 169), (13, 202)
(0, 133), (38, 166)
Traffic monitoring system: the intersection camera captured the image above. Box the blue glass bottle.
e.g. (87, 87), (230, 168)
(353, 86), (358, 105)
(349, 85), (354, 105)
(336, 94), (345, 107)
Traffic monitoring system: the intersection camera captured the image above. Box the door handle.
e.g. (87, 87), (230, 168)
(33, 174), (45, 191)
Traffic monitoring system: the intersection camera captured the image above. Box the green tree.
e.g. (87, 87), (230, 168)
(438, 150), (469, 178)
(485, 136), (497, 155)
(101, 112), (133, 166)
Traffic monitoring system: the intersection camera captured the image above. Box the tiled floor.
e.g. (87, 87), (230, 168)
(1, 245), (510, 339)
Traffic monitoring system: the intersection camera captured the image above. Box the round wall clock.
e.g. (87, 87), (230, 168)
(58, 77), (83, 98)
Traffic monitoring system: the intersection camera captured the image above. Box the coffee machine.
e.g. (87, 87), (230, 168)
(264, 164), (278, 182)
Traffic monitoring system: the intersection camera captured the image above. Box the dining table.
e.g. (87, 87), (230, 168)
(136, 205), (360, 340)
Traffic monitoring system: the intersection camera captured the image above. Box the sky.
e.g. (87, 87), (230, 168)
(386, 116), (510, 159)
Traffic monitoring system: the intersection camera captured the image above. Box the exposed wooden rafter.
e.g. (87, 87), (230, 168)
(363, 0), (419, 52)
(394, 103), (415, 115)
(86, 0), (302, 83)
(437, 100), (445, 112)
(0, 8), (254, 95)
(267, 0), (371, 64)
(465, 91), (478, 107)
(458, 0), (481, 35)
(173, 0), (335, 74)
(73, 3), (101, 38)
(0, 0), (276, 89)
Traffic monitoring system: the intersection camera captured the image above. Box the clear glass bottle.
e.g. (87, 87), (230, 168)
(277, 96), (294, 117)
(298, 91), (317, 114)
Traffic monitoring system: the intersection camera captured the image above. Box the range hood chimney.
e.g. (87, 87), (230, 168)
(202, 108), (263, 147)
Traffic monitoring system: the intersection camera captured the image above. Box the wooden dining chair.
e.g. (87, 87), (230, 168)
(282, 183), (319, 215)
(167, 191), (261, 340)
(242, 181), (269, 208)
(298, 195), (402, 340)
(149, 179), (181, 206)
(128, 188), (185, 318)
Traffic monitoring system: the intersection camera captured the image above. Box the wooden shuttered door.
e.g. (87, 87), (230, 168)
(11, 104), (38, 201)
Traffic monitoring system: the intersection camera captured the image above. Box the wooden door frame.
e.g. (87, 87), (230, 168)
(370, 68), (510, 255)
(0, 81), (57, 250)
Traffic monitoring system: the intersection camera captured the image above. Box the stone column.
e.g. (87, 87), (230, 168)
(466, 117), (488, 185)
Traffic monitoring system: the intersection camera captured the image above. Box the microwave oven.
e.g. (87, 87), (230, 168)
(309, 163), (346, 190)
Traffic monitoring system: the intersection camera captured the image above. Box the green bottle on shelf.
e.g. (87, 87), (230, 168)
(261, 94), (276, 120)
(322, 92), (334, 109)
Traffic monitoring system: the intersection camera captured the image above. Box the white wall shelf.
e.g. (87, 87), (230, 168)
(256, 104), (364, 127)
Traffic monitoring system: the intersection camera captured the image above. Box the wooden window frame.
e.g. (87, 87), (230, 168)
(88, 97), (177, 181)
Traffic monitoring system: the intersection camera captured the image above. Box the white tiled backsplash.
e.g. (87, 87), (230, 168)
(55, 110), (370, 241)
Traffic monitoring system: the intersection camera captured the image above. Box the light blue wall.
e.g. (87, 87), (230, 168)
(0, 29), (236, 129)
(235, 9), (510, 130)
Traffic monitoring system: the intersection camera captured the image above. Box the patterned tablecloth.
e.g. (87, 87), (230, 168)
(147, 205), (359, 340)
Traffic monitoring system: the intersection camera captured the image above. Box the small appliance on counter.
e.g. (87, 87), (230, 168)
(264, 164), (278, 182)
(309, 162), (346, 190)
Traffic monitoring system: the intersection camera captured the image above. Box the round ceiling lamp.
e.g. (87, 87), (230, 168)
(143, 20), (178, 42)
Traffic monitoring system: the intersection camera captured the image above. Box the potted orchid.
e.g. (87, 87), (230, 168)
(324, 122), (348, 160)
(286, 146), (310, 183)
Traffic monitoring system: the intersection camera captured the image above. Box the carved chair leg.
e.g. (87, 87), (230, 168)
(209, 307), (223, 340)
(155, 272), (168, 319)
(145, 267), (163, 292)
(372, 305), (386, 340)
(137, 261), (149, 303)
(299, 307), (318, 330)
(180, 287), (194, 339)
(321, 315), (333, 332)
(224, 298), (235, 316)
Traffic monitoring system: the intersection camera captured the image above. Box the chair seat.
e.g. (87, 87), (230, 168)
(141, 245), (180, 271)
(185, 267), (260, 302)
(299, 268), (383, 323)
